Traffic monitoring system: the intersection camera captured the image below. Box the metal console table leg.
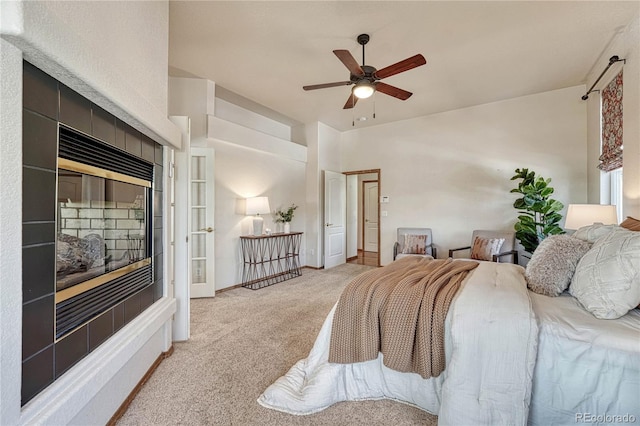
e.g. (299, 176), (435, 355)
(240, 232), (303, 290)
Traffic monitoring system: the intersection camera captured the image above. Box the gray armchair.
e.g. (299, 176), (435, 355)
(393, 228), (437, 260)
(449, 230), (518, 263)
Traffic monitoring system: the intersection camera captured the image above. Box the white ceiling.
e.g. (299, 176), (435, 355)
(169, 1), (639, 132)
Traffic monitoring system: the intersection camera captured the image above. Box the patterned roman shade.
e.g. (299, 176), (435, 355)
(598, 70), (623, 172)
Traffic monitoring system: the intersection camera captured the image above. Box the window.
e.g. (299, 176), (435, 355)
(609, 168), (623, 223)
(599, 70), (623, 221)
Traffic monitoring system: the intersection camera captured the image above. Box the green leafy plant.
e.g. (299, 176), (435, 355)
(510, 168), (565, 253)
(274, 204), (297, 223)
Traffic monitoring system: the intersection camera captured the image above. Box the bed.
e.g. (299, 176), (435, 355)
(258, 224), (640, 425)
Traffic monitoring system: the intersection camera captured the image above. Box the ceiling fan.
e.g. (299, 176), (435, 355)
(303, 34), (426, 109)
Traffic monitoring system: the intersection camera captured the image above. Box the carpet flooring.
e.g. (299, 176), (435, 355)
(116, 263), (438, 425)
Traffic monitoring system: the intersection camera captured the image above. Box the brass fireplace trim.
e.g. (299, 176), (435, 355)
(58, 158), (152, 188)
(55, 258), (152, 304)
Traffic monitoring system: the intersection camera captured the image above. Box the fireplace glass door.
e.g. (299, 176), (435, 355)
(56, 160), (151, 293)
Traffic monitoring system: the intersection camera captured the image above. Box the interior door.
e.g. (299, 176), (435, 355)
(324, 170), (346, 269)
(363, 181), (379, 252)
(190, 147), (215, 298)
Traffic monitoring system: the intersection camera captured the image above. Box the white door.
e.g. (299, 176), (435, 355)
(190, 147), (215, 298)
(363, 181), (379, 252)
(324, 170), (346, 269)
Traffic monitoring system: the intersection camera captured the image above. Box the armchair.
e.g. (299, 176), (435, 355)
(449, 230), (518, 263)
(393, 228), (437, 260)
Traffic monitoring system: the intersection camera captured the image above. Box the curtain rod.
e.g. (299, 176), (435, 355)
(581, 55), (625, 100)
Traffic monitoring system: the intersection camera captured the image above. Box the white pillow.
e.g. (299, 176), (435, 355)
(572, 224), (619, 244)
(570, 228), (640, 319)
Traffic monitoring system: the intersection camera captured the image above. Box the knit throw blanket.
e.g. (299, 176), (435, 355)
(328, 256), (479, 379)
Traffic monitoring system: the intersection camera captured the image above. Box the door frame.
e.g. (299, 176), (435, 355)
(344, 169), (381, 267)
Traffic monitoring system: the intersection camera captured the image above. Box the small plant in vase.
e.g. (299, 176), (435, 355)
(274, 204), (297, 233)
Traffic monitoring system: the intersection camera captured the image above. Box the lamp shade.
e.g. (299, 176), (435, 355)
(245, 196), (271, 216)
(353, 81), (375, 99)
(564, 204), (618, 230)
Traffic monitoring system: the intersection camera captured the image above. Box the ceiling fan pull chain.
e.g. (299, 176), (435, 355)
(371, 91), (376, 119)
(352, 93), (355, 126)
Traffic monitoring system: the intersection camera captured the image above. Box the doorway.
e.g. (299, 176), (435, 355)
(345, 169), (380, 267)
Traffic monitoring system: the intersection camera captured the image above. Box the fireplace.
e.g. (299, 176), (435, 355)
(54, 126), (154, 339)
(21, 61), (164, 405)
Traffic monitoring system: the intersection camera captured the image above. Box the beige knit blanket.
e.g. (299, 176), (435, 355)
(328, 256), (479, 379)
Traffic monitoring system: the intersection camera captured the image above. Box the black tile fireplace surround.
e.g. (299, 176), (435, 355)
(21, 61), (165, 406)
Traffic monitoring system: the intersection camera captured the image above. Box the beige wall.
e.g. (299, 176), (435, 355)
(212, 141), (307, 290)
(341, 86), (588, 264)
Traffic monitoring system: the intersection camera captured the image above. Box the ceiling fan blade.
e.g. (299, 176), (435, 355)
(376, 82), (413, 100)
(343, 94), (358, 109)
(303, 81), (352, 91)
(373, 54), (426, 80)
(333, 50), (364, 77)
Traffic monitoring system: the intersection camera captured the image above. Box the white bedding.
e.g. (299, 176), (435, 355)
(258, 262), (538, 425)
(528, 292), (640, 425)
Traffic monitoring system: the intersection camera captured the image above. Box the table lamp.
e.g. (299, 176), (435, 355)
(564, 204), (618, 230)
(245, 196), (271, 236)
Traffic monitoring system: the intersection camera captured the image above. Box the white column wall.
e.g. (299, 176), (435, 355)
(0, 2), (178, 424)
(304, 122), (322, 267)
(0, 38), (24, 424)
(341, 86), (587, 265)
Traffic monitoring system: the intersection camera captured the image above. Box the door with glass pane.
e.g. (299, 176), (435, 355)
(190, 147), (215, 298)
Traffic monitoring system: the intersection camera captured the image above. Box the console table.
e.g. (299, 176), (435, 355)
(240, 232), (303, 290)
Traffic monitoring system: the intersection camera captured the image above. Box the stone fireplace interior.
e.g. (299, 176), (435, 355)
(22, 61), (165, 406)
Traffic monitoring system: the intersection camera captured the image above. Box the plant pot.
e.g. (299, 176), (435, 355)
(284, 222), (290, 233)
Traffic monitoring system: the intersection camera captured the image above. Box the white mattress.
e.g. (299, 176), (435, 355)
(528, 292), (640, 425)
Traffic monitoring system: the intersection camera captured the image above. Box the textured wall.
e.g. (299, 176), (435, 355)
(0, 0), (179, 147)
(341, 86), (588, 265)
(0, 2), (176, 424)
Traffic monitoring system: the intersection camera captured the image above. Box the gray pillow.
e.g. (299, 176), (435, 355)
(525, 235), (591, 296)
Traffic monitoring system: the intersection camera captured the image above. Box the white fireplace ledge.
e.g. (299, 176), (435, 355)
(18, 297), (176, 426)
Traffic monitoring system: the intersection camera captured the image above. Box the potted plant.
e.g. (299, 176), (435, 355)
(510, 168), (565, 253)
(274, 204), (297, 233)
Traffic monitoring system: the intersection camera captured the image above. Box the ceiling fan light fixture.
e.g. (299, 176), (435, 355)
(353, 81), (375, 99)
